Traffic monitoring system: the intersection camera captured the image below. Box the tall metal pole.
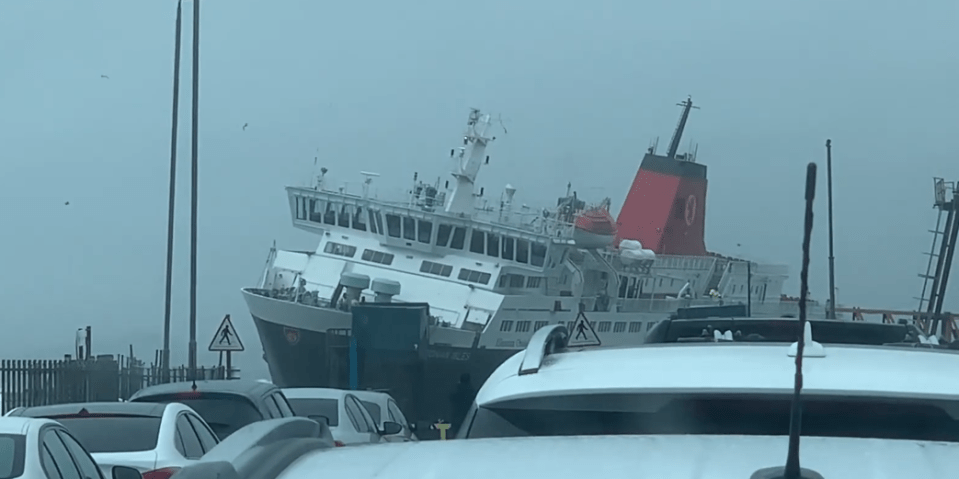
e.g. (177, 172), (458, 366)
(746, 261), (752, 317)
(188, 0), (200, 381)
(826, 139), (837, 320)
(162, 0), (184, 384)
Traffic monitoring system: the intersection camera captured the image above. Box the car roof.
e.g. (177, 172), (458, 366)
(476, 324), (959, 406)
(0, 417), (58, 435)
(281, 388), (351, 400)
(277, 435), (959, 479)
(130, 379), (277, 401)
(10, 402), (168, 418)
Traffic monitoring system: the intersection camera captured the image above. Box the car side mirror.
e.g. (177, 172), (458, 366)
(112, 466), (143, 479)
(380, 421), (403, 436)
(307, 415), (330, 426)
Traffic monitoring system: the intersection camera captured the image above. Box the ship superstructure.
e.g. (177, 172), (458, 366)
(242, 101), (823, 387)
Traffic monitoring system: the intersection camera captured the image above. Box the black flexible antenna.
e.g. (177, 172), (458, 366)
(752, 163), (823, 479)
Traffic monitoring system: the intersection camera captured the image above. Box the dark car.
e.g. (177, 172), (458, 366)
(128, 379), (298, 439)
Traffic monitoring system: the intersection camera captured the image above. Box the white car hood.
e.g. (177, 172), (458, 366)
(297, 434), (959, 479)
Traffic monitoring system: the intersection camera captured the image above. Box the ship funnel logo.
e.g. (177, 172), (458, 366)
(684, 195), (697, 226)
(284, 327), (301, 346)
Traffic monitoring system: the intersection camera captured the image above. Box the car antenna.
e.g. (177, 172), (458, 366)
(751, 163), (825, 479)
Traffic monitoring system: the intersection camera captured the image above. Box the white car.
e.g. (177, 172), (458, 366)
(0, 416), (141, 479)
(457, 320), (959, 441)
(6, 401), (219, 479)
(167, 416), (959, 479)
(281, 388), (401, 446)
(348, 390), (417, 442)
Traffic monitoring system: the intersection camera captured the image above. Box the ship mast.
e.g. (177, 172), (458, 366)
(665, 96), (699, 159)
(444, 109), (495, 215)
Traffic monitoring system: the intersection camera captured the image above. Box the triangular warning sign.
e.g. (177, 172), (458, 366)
(209, 315), (245, 352)
(567, 312), (601, 347)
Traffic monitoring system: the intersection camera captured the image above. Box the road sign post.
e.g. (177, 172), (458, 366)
(209, 315), (244, 379)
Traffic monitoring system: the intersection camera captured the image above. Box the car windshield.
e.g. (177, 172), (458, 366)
(132, 393), (263, 438)
(465, 393), (959, 442)
(360, 400), (381, 424)
(0, 434), (24, 479)
(50, 416), (161, 453)
(288, 398), (339, 426)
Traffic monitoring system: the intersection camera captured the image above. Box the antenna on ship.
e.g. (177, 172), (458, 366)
(751, 163), (823, 479)
(666, 96), (700, 159)
(360, 171), (380, 199)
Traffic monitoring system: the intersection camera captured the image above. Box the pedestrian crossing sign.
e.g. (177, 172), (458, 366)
(209, 315), (245, 352)
(567, 312), (601, 347)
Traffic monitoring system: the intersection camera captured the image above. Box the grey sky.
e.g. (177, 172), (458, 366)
(1, 0), (956, 378)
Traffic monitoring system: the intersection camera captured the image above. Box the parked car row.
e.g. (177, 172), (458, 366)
(0, 379), (417, 479)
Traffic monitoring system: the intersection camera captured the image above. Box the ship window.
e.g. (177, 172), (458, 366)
(458, 268), (491, 285)
(486, 233), (500, 258)
(338, 204), (352, 228)
(385, 214), (401, 238)
(469, 230), (485, 254)
(647, 321), (657, 331)
(295, 196), (307, 221)
(531, 243), (547, 267)
(515, 240), (529, 264)
(618, 278), (628, 298)
(509, 275), (525, 288)
(368, 209), (378, 234)
(516, 321), (531, 333)
(527, 277), (542, 289)
(500, 320), (514, 332)
(450, 227), (467, 250)
(323, 202), (336, 225)
(628, 322), (643, 333)
(403, 217), (416, 241)
(597, 321), (611, 333)
(436, 224), (453, 247)
(613, 322), (626, 333)
(533, 321), (548, 332)
(324, 242), (356, 258)
(374, 211), (384, 235)
(361, 249), (394, 265)
(352, 206), (367, 231)
(417, 220), (432, 244)
(498, 274), (509, 288)
(501, 238), (515, 261)
(420, 261), (453, 277)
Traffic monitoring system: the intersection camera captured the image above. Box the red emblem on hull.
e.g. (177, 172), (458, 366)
(684, 195), (697, 226)
(284, 327), (300, 346)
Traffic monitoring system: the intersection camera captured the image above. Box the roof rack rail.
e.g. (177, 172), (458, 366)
(518, 324), (569, 376)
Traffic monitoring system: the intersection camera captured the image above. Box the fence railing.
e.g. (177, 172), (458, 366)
(0, 354), (232, 414)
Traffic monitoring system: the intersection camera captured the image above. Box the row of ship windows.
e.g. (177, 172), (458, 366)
(617, 275), (767, 298)
(499, 319), (656, 334)
(497, 273), (543, 289)
(295, 196), (548, 266)
(323, 242), (492, 285)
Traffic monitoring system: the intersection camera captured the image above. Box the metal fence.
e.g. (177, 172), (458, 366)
(0, 354), (230, 414)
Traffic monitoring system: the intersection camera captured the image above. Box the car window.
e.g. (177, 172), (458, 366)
(272, 393), (295, 417)
(0, 434), (25, 479)
(359, 400), (381, 424)
(40, 443), (58, 479)
(42, 429), (81, 479)
(464, 393), (959, 441)
(185, 414), (219, 452)
(133, 394), (263, 439)
(55, 430), (102, 479)
(176, 415), (204, 459)
(387, 400), (409, 427)
(287, 398), (338, 426)
(263, 395), (282, 418)
(344, 396), (372, 433)
(52, 416), (160, 453)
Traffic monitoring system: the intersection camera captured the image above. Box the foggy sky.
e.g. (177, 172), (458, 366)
(1, 0), (956, 378)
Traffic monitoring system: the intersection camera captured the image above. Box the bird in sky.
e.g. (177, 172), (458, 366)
(64, 201), (70, 206)
(242, 123), (248, 131)
(100, 75), (109, 79)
